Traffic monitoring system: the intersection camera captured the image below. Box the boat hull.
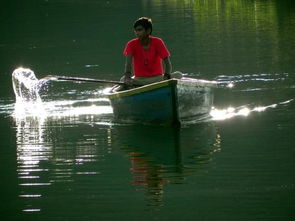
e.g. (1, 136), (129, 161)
(107, 78), (216, 125)
(177, 79), (214, 122)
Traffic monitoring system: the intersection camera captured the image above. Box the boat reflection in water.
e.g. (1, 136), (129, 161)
(113, 123), (221, 207)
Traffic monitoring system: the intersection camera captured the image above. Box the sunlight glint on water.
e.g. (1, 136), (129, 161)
(209, 101), (293, 121)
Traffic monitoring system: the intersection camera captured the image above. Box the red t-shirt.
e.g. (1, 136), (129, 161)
(123, 36), (170, 77)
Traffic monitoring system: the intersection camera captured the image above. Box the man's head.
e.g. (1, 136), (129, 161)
(133, 17), (153, 36)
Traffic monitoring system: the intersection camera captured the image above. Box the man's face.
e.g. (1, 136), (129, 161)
(134, 25), (150, 39)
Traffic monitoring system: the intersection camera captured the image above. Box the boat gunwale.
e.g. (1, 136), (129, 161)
(107, 78), (217, 99)
(179, 77), (218, 88)
(107, 79), (178, 99)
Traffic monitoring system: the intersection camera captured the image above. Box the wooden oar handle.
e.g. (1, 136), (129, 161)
(45, 75), (125, 85)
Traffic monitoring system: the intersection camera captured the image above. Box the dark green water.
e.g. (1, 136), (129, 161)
(0, 0), (294, 220)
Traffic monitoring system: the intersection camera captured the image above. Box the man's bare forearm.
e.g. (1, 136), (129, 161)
(163, 57), (172, 79)
(124, 54), (133, 77)
(163, 57), (172, 75)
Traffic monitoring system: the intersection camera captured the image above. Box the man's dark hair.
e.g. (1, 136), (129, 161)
(133, 17), (153, 34)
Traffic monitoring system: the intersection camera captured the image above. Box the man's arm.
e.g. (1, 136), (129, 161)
(124, 54), (133, 85)
(124, 54), (132, 77)
(163, 57), (172, 79)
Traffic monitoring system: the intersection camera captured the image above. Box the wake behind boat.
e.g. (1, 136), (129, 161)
(106, 77), (217, 125)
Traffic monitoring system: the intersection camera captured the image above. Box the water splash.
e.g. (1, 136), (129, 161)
(11, 68), (113, 124)
(12, 68), (42, 103)
(12, 68), (46, 117)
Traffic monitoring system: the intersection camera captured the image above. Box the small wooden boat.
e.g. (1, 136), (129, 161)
(106, 78), (217, 125)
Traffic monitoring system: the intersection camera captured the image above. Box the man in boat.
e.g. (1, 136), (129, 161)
(121, 17), (181, 87)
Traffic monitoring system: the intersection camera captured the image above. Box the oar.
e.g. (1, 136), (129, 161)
(42, 75), (125, 85)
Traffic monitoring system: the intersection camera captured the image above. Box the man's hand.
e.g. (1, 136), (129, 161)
(124, 76), (133, 86)
(163, 73), (171, 80)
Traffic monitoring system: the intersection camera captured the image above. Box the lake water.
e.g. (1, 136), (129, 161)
(0, 0), (294, 220)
